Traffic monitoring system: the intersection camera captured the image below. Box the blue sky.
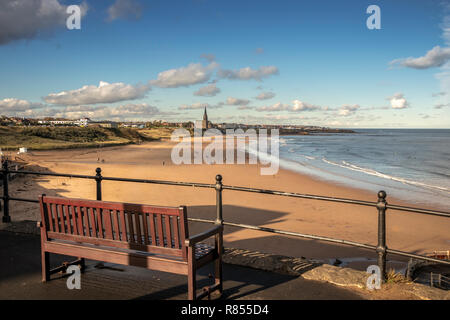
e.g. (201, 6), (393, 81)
(0, 0), (449, 128)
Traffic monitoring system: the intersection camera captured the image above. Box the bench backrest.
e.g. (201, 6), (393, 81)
(39, 195), (189, 260)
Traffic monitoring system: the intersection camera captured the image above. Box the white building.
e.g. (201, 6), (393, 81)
(75, 118), (90, 127)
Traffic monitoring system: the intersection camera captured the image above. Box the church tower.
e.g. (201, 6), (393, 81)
(202, 107), (209, 129)
(203, 107), (208, 123)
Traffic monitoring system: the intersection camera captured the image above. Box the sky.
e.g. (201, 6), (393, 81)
(0, 0), (449, 128)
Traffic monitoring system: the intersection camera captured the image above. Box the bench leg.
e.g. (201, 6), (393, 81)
(78, 257), (85, 272)
(188, 247), (196, 300)
(214, 257), (222, 294)
(41, 251), (50, 282)
(215, 233), (223, 294)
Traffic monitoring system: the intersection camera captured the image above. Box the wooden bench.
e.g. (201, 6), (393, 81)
(38, 195), (223, 300)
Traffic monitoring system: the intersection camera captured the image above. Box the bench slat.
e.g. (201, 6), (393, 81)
(75, 206), (83, 236)
(134, 213), (142, 244)
(60, 205), (67, 234)
(46, 232), (183, 257)
(103, 209), (113, 240)
(149, 214), (157, 246)
(87, 207), (95, 237)
(63, 205), (71, 234)
(55, 204), (62, 233)
(173, 216), (180, 249)
(165, 215), (172, 248)
(46, 203), (54, 232)
(156, 214), (164, 247)
(142, 213), (149, 245)
(119, 209), (127, 241)
(95, 207), (103, 238)
(69, 206), (78, 236)
(53, 204), (60, 233)
(111, 210), (120, 241)
(127, 211), (135, 243)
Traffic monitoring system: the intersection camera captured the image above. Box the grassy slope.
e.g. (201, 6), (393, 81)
(0, 126), (173, 150)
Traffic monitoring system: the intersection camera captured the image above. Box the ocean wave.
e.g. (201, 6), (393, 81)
(321, 158), (450, 193)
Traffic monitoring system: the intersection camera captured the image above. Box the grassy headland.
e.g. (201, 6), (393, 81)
(0, 126), (174, 151)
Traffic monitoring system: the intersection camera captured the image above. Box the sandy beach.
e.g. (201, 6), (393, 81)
(4, 139), (449, 271)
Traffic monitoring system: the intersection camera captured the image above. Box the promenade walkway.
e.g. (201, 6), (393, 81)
(0, 231), (364, 300)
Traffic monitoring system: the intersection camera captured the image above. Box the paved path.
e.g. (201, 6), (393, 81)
(0, 231), (365, 300)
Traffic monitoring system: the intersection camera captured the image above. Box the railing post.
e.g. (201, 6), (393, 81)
(95, 167), (102, 201)
(2, 159), (11, 223)
(376, 190), (387, 283)
(215, 174), (223, 225)
(214, 174), (224, 295)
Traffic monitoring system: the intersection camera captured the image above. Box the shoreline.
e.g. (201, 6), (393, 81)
(4, 140), (449, 271)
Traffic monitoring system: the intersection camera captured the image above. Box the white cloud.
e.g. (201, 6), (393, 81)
(218, 66), (279, 81)
(225, 97), (250, 106)
(109, 103), (159, 116)
(390, 46), (450, 69)
(200, 53), (216, 62)
(255, 92), (275, 100)
(338, 104), (360, 116)
(107, 0), (142, 22)
(44, 81), (151, 106)
(237, 106), (254, 110)
(151, 62), (218, 88)
(193, 83), (221, 97)
(256, 100), (320, 112)
(388, 93), (409, 109)
(291, 100), (321, 112)
(0, 98), (43, 112)
(256, 102), (290, 112)
(15, 103), (173, 121)
(178, 102), (221, 110)
(434, 103), (450, 109)
(0, 0), (88, 45)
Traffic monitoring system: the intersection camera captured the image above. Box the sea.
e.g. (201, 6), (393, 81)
(277, 129), (450, 210)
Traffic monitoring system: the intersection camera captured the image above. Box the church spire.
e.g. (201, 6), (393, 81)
(203, 107), (208, 122)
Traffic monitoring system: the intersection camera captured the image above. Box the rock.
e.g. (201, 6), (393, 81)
(301, 264), (368, 289)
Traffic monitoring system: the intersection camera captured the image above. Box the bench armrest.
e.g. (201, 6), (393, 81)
(184, 225), (223, 247)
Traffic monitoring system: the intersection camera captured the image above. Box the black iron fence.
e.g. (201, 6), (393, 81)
(1, 159), (449, 282)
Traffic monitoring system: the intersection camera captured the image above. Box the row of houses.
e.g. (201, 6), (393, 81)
(37, 118), (91, 126)
(0, 116), (189, 129)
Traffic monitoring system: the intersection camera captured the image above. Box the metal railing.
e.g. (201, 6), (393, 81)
(1, 159), (449, 282)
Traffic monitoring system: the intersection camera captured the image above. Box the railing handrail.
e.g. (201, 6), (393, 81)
(1, 162), (450, 280)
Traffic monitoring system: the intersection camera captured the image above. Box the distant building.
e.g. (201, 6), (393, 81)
(75, 118), (90, 127)
(90, 121), (118, 128)
(195, 107), (212, 130)
(36, 118), (90, 126)
(49, 120), (75, 126)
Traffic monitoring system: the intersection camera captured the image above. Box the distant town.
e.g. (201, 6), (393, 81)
(0, 108), (355, 135)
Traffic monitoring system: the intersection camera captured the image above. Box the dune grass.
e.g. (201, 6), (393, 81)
(0, 126), (168, 151)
